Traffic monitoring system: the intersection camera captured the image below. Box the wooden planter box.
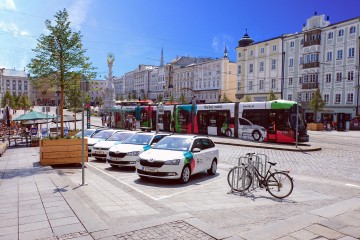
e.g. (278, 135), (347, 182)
(307, 123), (324, 131)
(40, 138), (88, 166)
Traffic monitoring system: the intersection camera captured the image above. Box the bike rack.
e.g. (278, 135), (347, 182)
(229, 153), (270, 195)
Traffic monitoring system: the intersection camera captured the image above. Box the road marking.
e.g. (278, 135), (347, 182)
(87, 162), (158, 200)
(87, 162), (226, 201)
(345, 183), (360, 188)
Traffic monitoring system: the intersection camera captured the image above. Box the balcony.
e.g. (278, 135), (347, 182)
(303, 39), (321, 47)
(302, 82), (318, 89)
(302, 62), (320, 69)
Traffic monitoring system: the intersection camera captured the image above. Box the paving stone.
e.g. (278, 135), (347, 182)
(338, 236), (358, 240)
(19, 208), (46, 218)
(52, 223), (86, 237)
(19, 227), (54, 240)
(0, 218), (18, 228)
(0, 233), (18, 240)
(19, 220), (51, 233)
(49, 216), (80, 228)
(318, 218), (348, 230)
(47, 210), (76, 220)
(0, 225), (18, 236)
(289, 229), (319, 240)
(276, 236), (297, 240)
(0, 212), (18, 221)
(338, 226), (360, 238)
(19, 214), (48, 225)
(305, 224), (344, 239)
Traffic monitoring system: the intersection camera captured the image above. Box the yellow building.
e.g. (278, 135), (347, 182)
(236, 31), (283, 102)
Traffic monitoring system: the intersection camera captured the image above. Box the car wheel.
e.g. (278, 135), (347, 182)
(179, 165), (190, 184)
(252, 130), (261, 141)
(207, 159), (217, 175)
(95, 157), (101, 161)
(139, 175), (148, 180)
(225, 129), (232, 137)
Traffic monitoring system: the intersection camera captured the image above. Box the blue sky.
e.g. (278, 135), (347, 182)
(0, 0), (359, 79)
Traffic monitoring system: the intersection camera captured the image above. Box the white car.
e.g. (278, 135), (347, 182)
(91, 131), (136, 160)
(107, 132), (169, 167)
(74, 128), (102, 139)
(135, 135), (219, 184)
(88, 129), (120, 156)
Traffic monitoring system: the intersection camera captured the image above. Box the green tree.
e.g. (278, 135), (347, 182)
(309, 88), (325, 122)
(268, 90), (278, 100)
(97, 96), (104, 106)
(169, 95), (175, 104)
(179, 93), (187, 104)
(131, 93), (137, 100)
(27, 9), (95, 137)
(221, 93), (232, 103)
(156, 94), (163, 103)
(13, 94), (22, 110)
(64, 72), (82, 130)
(127, 93), (131, 101)
(20, 94), (31, 113)
(142, 92), (148, 100)
(119, 95), (124, 101)
(245, 95), (252, 102)
(1, 91), (14, 108)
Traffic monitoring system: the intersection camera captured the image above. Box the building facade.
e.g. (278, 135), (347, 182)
(236, 32), (283, 102)
(0, 68), (31, 104)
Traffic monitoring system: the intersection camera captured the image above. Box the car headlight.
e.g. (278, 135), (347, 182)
(127, 151), (141, 156)
(164, 159), (180, 165)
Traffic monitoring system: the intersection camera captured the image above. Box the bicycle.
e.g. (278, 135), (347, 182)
(227, 153), (294, 199)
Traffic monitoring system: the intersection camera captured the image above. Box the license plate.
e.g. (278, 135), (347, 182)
(111, 157), (122, 161)
(95, 151), (104, 154)
(143, 167), (157, 172)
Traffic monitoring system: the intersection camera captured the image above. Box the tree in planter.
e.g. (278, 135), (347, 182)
(168, 95), (175, 104)
(131, 93), (137, 100)
(179, 93), (187, 104)
(141, 92), (148, 101)
(65, 72), (82, 131)
(27, 9), (95, 137)
(268, 90), (278, 101)
(156, 94), (163, 103)
(13, 94), (21, 111)
(309, 88), (325, 122)
(221, 93), (232, 103)
(244, 95), (252, 102)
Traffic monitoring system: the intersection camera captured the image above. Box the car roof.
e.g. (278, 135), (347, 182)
(164, 135), (209, 139)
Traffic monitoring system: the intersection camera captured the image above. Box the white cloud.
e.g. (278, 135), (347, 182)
(0, 22), (30, 36)
(0, 0), (16, 10)
(212, 34), (234, 53)
(68, 0), (92, 30)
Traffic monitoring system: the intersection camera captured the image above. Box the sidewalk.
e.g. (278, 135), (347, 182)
(1, 146), (359, 239)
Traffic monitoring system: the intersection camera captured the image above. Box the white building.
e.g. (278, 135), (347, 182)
(0, 68), (31, 103)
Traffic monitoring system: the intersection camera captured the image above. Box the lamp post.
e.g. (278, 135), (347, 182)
(42, 91), (48, 137)
(80, 76), (90, 186)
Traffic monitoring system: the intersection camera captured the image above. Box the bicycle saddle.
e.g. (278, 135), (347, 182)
(268, 162), (277, 166)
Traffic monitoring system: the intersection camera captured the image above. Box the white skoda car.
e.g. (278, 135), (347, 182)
(107, 132), (169, 167)
(91, 131), (136, 160)
(135, 135), (219, 184)
(88, 129), (120, 156)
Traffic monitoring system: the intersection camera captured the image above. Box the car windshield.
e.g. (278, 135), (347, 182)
(153, 137), (191, 151)
(92, 131), (114, 139)
(75, 129), (95, 137)
(122, 134), (153, 145)
(107, 132), (133, 142)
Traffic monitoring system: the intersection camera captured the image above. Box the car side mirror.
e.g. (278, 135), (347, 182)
(192, 148), (201, 153)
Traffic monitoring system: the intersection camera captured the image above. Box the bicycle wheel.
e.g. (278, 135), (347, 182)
(266, 172), (293, 199)
(227, 168), (252, 192)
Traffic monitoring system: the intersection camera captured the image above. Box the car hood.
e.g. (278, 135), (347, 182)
(88, 138), (105, 145)
(109, 144), (151, 153)
(139, 149), (186, 161)
(94, 141), (120, 149)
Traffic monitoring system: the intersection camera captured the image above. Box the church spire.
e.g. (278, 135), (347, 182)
(223, 45), (228, 59)
(160, 47), (164, 67)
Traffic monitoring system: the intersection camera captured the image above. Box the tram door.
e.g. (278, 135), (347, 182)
(267, 112), (277, 141)
(162, 111), (171, 131)
(197, 111), (208, 134)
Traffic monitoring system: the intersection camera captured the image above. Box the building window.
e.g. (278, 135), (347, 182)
(271, 59), (276, 70)
(348, 48), (355, 58)
(326, 52), (332, 61)
(328, 32), (333, 39)
(347, 93), (354, 103)
(289, 58), (294, 67)
(271, 79), (276, 89)
(300, 39), (304, 45)
(338, 29), (344, 37)
(288, 77), (293, 85)
(290, 41), (294, 47)
(259, 80), (264, 90)
(249, 63), (253, 73)
(259, 62), (264, 71)
(300, 56), (304, 65)
(335, 94), (341, 103)
(238, 52), (241, 58)
(237, 81), (241, 90)
(337, 50), (343, 60)
(18, 80), (22, 90)
(310, 53), (317, 62)
(299, 76), (302, 84)
(348, 71), (354, 81)
(324, 94), (329, 103)
(249, 81), (253, 91)
(350, 26), (356, 34)
(326, 73), (331, 83)
(288, 94), (292, 101)
(336, 72), (342, 82)
(260, 48), (264, 54)
(250, 50), (253, 56)
(237, 65), (241, 74)
(272, 45), (277, 51)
